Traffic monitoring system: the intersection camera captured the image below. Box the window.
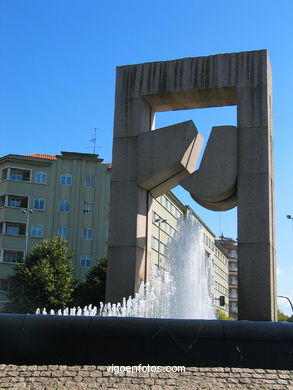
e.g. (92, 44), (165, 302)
(7, 195), (28, 208)
(80, 255), (92, 267)
(33, 198), (45, 210)
(1, 167), (31, 182)
(59, 200), (70, 212)
(9, 168), (31, 181)
(57, 226), (68, 239)
(1, 168), (8, 181)
(0, 279), (10, 292)
(229, 275), (238, 286)
(35, 171), (47, 184)
(82, 228), (93, 240)
(9, 198), (21, 207)
(164, 197), (168, 208)
(84, 202), (94, 214)
(3, 250), (24, 264)
(229, 288), (238, 299)
(31, 224), (43, 237)
(85, 175), (96, 188)
(60, 174), (72, 186)
(229, 262), (238, 272)
(5, 223), (26, 235)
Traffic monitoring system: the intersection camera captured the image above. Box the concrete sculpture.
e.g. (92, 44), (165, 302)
(181, 125), (237, 211)
(106, 50), (277, 321)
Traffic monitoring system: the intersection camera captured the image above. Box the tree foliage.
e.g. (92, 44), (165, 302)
(4, 237), (75, 314)
(215, 308), (235, 320)
(278, 309), (290, 322)
(73, 256), (107, 307)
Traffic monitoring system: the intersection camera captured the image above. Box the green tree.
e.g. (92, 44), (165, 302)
(4, 237), (75, 314)
(73, 256), (107, 307)
(278, 309), (289, 322)
(215, 308), (235, 320)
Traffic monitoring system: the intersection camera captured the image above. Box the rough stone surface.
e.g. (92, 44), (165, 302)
(138, 120), (203, 198)
(181, 125), (237, 211)
(106, 50), (277, 322)
(0, 365), (292, 390)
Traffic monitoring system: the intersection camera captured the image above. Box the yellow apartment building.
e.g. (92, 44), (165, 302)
(0, 152), (111, 309)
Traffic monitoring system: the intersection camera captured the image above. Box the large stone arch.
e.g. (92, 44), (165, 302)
(106, 50), (277, 321)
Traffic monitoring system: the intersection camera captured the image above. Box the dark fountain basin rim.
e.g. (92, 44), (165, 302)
(0, 314), (292, 369)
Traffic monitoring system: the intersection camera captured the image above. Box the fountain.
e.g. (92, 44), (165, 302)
(37, 215), (215, 320)
(167, 216), (215, 319)
(100, 215), (215, 319)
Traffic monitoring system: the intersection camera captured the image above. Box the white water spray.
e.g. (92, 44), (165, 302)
(167, 215), (215, 319)
(37, 215), (215, 319)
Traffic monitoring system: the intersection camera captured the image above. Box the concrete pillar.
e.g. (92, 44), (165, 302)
(237, 60), (277, 320)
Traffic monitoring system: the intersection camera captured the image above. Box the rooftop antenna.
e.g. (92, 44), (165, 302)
(218, 212), (222, 237)
(90, 128), (97, 154)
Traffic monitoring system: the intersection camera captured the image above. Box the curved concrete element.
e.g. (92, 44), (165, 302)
(192, 192), (237, 212)
(138, 120), (203, 198)
(0, 314), (292, 368)
(180, 126), (237, 211)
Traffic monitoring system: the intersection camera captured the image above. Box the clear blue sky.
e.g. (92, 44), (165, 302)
(1, 0), (293, 314)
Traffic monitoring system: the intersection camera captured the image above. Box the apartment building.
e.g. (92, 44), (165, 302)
(0, 152), (111, 309)
(151, 192), (230, 315)
(216, 235), (238, 318)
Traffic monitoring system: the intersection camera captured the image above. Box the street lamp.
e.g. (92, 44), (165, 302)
(287, 215), (293, 232)
(278, 295), (293, 313)
(22, 208), (33, 256)
(155, 217), (167, 268)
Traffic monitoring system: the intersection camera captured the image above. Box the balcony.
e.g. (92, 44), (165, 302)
(1, 167), (31, 182)
(0, 195), (29, 209)
(229, 288), (238, 300)
(229, 276), (238, 286)
(229, 249), (238, 258)
(0, 221), (26, 236)
(229, 263), (238, 272)
(229, 303), (238, 314)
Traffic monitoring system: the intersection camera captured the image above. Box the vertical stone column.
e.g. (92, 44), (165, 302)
(237, 56), (277, 320)
(106, 67), (154, 302)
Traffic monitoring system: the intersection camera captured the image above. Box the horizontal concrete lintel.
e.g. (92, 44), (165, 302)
(115, 50), (270, 99)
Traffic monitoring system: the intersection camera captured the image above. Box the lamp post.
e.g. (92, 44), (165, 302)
(287, 215), (293, 227)
(22, 208), (33, 256)
(155, 218), (167, 268)
(278, 295), (293, 314)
